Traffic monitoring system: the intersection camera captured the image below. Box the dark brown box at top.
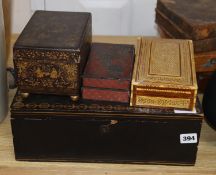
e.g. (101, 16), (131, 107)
(13, 11), (92, 99)
(11, 91), (203, 165)
(155, 0), (216, 53)
(82, 43), (135, 103)
(156, 0), (216, 40)
(155, 0), (216, 91)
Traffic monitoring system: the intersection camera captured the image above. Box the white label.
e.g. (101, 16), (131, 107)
(174, 108), (197, 114)
(180, 133), (197, 144)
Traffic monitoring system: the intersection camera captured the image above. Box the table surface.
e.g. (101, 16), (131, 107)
(0, 35), (216, 175)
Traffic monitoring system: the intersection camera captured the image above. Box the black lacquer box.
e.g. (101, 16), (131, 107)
(13, 11), (92, 99)
(11, 91), (203, 165)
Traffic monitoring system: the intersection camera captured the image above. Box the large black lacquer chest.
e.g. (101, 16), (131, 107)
(11, 91), (203, 165)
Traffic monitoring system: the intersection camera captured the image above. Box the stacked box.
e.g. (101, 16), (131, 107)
(130, 37), (197, 110)
(13, 10), (92, 99)
(155, 0), (216, 91)
(82, 43), (135, 103)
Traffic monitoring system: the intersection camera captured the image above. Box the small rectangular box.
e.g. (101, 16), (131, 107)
(82, 43), (135, 103)
(13, 11), (92, 98)
(130, 37), (197, 110)
(11, 91), (203, 165)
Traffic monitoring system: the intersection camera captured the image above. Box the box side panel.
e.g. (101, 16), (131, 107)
(83, 78), (130, 90)
(79, 15), (92, 75)
(11, 114), (202, 165)
(82, 87), (129, 103)
(131, 85), (196, 110)
(195, 51), (216, 73)
(193, 38), (216, 53)
(13, 58), (79, 96)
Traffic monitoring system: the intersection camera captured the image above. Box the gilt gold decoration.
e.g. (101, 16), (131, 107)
(130, 37), (197, 110)
(70, 96), (79, 102)
(14, 59), (79, 95)
(13, 11), (92, 97)
(136, 96), (190, 109)
(14, 49), (80, 62)
(21, 93), (29, 98)
(11, 92), (202, 121)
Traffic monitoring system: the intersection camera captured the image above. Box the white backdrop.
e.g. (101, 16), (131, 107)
(12, 0), (158, 36)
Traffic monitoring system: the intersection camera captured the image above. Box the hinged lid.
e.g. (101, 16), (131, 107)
(132, 37), (197, 90)
(83, 43), (135, 90)
(14, 11), (91, 50)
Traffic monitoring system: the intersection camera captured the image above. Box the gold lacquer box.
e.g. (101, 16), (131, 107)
(130, 37), (197, 110)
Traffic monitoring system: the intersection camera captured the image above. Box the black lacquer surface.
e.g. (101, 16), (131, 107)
(11, 92), (203, 165)
(203, 71), (216, 130)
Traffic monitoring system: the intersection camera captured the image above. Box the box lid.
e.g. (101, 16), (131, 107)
(11, 91), (203, 119)
(83, 43), (135, 90)
(14, 11), (91, 50)
(132, 37), (197, 90)
(157, 0), (216, 40)
(155, 9), (216, 53)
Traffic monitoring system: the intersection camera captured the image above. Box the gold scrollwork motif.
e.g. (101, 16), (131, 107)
(78, 104), (88, 110)
(89, 104), (100, 110)
(15, 60), (78, 90)
(136, 88), (192, 94)
(136, 96), (190, 109)
(39, 103), (50, 109)
(12, 93), (144, 112)
(14, 49), (80, 62)
(104, 105), (113, 111)
(25, 103), (37, 109)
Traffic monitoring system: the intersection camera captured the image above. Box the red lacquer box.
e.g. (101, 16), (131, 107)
(82, 43), (135, 103)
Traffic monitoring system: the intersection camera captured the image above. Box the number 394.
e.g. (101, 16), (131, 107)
(180, 133), (197, 144)
(183, 136), (195, 141)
